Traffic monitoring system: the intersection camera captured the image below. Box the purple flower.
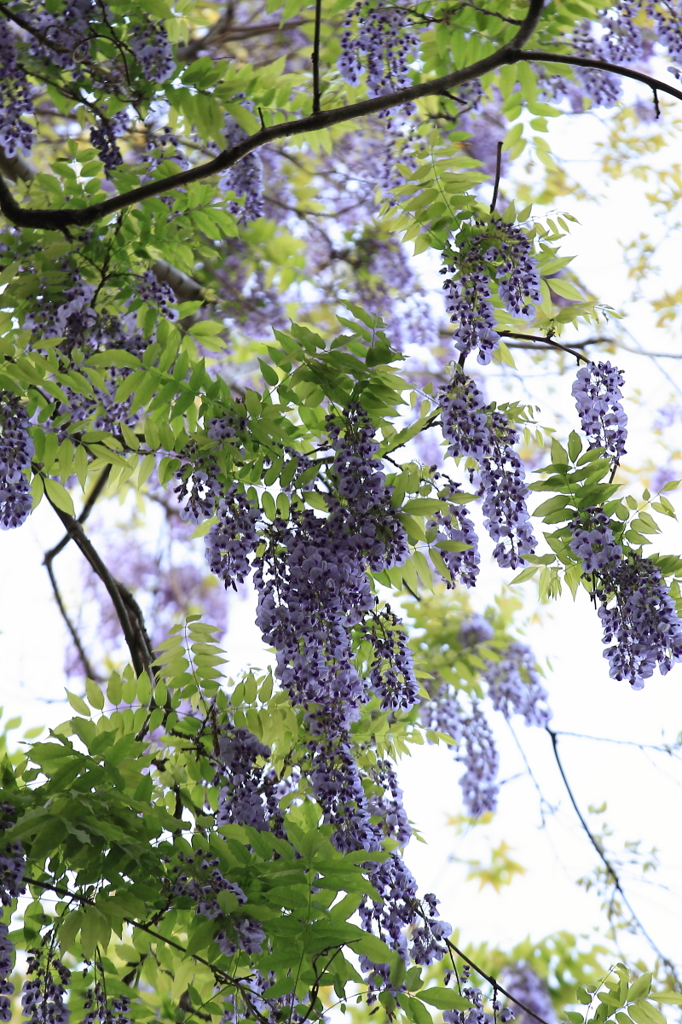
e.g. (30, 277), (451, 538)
(338, 0), (419, 99)
(569, 508), (623, 574)
(572, 361), (628, 463)
(129, 19), (175, 83)
(0, 394), (34, 531)
(458, 702), (499, 817)
(0, 28), (35, 157)
(219, 115), (264, 223)
(90, 110), (130, 174)
(484, 641), (552, 727)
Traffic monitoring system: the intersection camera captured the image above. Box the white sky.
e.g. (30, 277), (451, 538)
(2, 78), (682, 982)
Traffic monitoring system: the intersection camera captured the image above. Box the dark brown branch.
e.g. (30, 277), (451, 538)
(312, 0), (323, 114)
(44, 464), (112, 563)
(546, 728), (680, 979)
(0, 0), (549, 231)
(445, 939), (552, 1024)
(45, 495), (154, 679)
(489, 140), (503, 213)
(498, 329), (590, 363)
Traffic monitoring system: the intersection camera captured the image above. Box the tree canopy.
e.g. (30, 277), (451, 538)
(1, 2), (682, 1024)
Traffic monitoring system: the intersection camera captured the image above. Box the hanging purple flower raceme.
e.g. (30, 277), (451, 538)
(0, 923), (13, 1023)
(364, 606), (419, 710)
(135, 269), (179, 320)
(444, 964), (515, 1024)
(458, 702), (499, 816)
(441, 220), (541, 365)
(219, 115), (264, 223)
(21, 946), (71, 1024)
(571, 21), (622, 106)
(128, 18), (175, 83)
(338, 0), (418, 98)
(597, 555), (682, 689)
(428, 482), (480, 588)
(90, 110), (130, 174)
(0, 393), (34, 531)
(167, 850), (246, 920)
(484, 641), (552, 727)
(214, 726), (274, 831)
(0, 28), (35, 158)
(568, 508), (623, 574)
(440, 372), (537, 569)
(27, 0), (95, 71)
(459, 613), (494, 647)
(501, 963), (557, 1024)
(82, 982), (131, 1024)
(205, 483), (261, 590)
(368, 759), (412, 845)
(645, 0), (682, 63)
(572, 360), (628, 464)
(600, 1), (645, 63)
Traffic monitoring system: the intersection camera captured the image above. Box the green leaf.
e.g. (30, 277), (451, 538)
(85, 677), (104, 710)
(66, 689), (91, 717)
(43, 477), (76, 516)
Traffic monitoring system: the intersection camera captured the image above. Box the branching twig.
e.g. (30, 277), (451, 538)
(498, 329), (590, 363)
(546, 727), (680, 979)
(445, 939), (553, 1024)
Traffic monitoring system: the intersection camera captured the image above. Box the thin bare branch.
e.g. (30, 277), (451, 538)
(312, 0), (323, 114)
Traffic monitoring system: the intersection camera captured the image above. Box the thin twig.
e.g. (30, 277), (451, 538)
(312, 0), (323, 114)
(44, 465), (112, 563)
(445, 939), (553, 1024)
(546, 727), (680, 979)
(44, 558), (102, 681)
(498, 329), (590, 363)
(489, 141), (503, 213)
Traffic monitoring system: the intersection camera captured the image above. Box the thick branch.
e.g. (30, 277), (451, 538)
(0, 0), (548, 231)
(45, 496), (155, 680)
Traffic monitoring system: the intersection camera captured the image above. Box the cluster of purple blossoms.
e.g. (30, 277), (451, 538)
(501, 963), (556, 1024)
(0, 29), (35, 158)
(597, 556), (682, 688)
(0, 923), (13, 1023)
(27, 0), (95, 71)
(21, 946), (71, 1024)
(569, 510), (682, 687)
(572, 361), (628, 464)
(484, 641), (552, 727)
(600, 1), (646, 63)
(441, 221), (541, 365)
(214, 725), (279, 832)
(568, 508), (622, 574)
(205, 483), (262, 591)
(167, 851), (247, 921)
(338, 0), (418, 97)
(90, 110), (130, 174)
(443, 964), (514, 1024)
(128, 18), (175, 83)
(459, 613), (494, 647)
(458, 702), (499, 816)
(440, 372), (537, 569)
(441, 265), (500, 366)
(570, 21), (622, 107)
(420, 685), (465, 745)
(175, 448), (222, 525)
(219, 116), (264, 223)
(368, 759), (412, 845)
(135, 269), (178, 320)
(0, 806), (25, 907)
(364, 607), (419, 710)
(427, 488), (480, 588)
(308, 735), (383, 852)
(0, 393), (34, 531)
(23, 269), (96, 350)
(82, 983), (131, 1024)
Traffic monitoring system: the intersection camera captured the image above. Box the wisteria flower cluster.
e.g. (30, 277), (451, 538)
(484, 641), (552, 727)
(90, 110), (130, 174)
(443, 964), (515, 1024)
(569, 509), (682, 687)
(502, 963), (557, 1024)
(441, 220), (541, 365)
(0, 393), (34, 531)
(27, 0), (96, 72)
(21, 945), (71, 1024)
(338, 0), (419, 98)
(128, 18), (175, 83)
(572, 360), (628, 464)
(440, 371), (537, 569)
(82, 982), (131, 1024)
(570, 21), (623, 106)
(220, 115), (264, 223)
(0, 29), (35, 158)
(0, 923), (13, 1023)
(214, 725), (280, 832)
(427, 482), (480, 589)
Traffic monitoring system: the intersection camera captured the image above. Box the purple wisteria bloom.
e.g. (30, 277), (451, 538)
(129, 18), (175, 82)
(90, 110), (130, 174)
(338, 0), (418, 97)
(0, 394), (34, 531)
(219, 115), (264, 223)
(21, 947), (71, 1024)
(0, 922), (14, 1023)
(484, 641), (552, 727)
(440, 372), (537, 569)
(569, 508), (623, 574)
(502, 963), (557, 1024)
(0, 29), (35, 157)
(458, 702), (499, 816)
(572, 360), (628, 463)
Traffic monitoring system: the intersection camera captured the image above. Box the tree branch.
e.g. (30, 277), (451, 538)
(546, 728), (680, 979)
(445, 939), (553, 1024)
(45, 495), (155, 680)
(312, 0), (323, 114)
